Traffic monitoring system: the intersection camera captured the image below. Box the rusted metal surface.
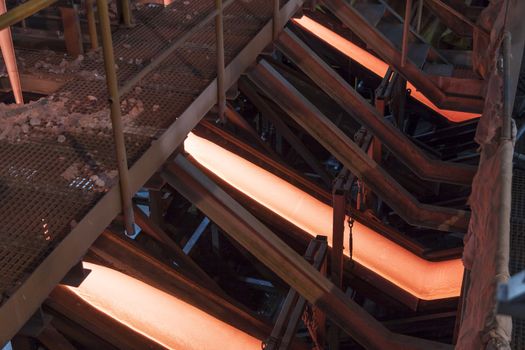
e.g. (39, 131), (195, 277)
(0, 0), (304, 342)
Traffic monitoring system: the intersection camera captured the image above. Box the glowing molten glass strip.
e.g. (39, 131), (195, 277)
(292, 16), (479, 123)
(69, 262), (261, 350)
(185, 134), (463, 300)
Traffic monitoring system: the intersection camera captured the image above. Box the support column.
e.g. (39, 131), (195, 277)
(97, 0), (135, 236)
(0, 0), (22, 104)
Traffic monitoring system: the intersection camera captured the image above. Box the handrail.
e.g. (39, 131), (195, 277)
(0, 0), (57, 30)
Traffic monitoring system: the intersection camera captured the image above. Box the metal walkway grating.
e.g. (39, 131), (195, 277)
(510, 169), (525, 349)
(0, 0), (282, 309)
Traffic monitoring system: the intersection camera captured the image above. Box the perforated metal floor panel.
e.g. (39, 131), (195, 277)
(0, 0), (283, 309)
(510, 169), (525, 349)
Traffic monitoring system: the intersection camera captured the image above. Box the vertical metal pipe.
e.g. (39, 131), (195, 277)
(401, 0), (412, 67)
(273, 0), (279, 40)
(120, 0), (132, 27)
(97, 0), (135, 236)
(85, 0), (98, 50)
(495, 31), (512, 309)
(215, 0), (226, 122)
(0, 0), (23, 104)
(416, 0), (423, 33)
(331, 191), (345, 288)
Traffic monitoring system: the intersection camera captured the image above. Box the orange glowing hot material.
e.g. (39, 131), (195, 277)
(292, 16), (479, 123)
(185, 134), (464, 300)
(69, 262), (261, 350)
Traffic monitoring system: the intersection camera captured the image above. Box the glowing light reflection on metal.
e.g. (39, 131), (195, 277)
(292, 16), (479, 123)
(69, 262), (261, 350)
(185, 133), (463, 300)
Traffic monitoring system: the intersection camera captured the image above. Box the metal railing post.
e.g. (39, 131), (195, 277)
(0, 0), (23, 104)
(85, 0), (98, 49)
(120, 0), (132, 27)
(215, 0), (226, 122)
(96, 0), (135, 236)
(401, 0), (412, 67)
(273, 0), (279, 40)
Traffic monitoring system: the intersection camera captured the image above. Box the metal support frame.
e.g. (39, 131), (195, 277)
(273, 0), (279, 40)
(59, 5), (84, 57)
(276, 29), (476, 186)
(331, 187), (346, 289)
(239, 78), (333, 186)
(224, 104), (278, 157)
(248, 60), (470, 232)
(401, 0), (412, 67)
(0, 1), (305, 341)
(85, 0), (98, 50)
(120, 0), (132, 27)
(183, 217), (210, 254)
(162, 155), (452, 350)
(215, 0), (226, 122)
(321, 0), (484, 113)
(132, 206), (222, 293)
(264, 237), (326, 350)
(97, 0), (135, 236)
(0, 0), (22, 104)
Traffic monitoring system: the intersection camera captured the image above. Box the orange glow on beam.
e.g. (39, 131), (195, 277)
(69, 262), (261, 350)
(185, 133), (463, 300)
(292, 16), (479, 123)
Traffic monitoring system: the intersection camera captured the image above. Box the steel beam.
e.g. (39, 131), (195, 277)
(162, 155), (452, 350)
(133, 206), (222, 293)
(401, 0), (412, 67)
(0, 0), (57, 30)
(239, 78), (333, 186)
(248, 60), (470, 232)
(0, 0), (305, 342)
(276, 29), (477, 186)
(224, 104), (278, 157)
(59, 6), (83, 57)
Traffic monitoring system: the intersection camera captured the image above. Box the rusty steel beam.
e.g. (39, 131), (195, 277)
(276, 29), (477, 186)
(59, 6), (84, 57)
(162, 155), (453, 350)
(321, 0), (484, 113)
(401, 0), (412, 67)
(248, 60), (470, 232)
(265, 238), (322, 349)
(239, 79), (333, 186)
(224, 104), (278, 157)
(132, 206), (223, 294)
(423, 0), (479, 37)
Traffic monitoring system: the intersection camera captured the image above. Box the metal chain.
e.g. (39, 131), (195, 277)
(348, 216), (355, 264)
